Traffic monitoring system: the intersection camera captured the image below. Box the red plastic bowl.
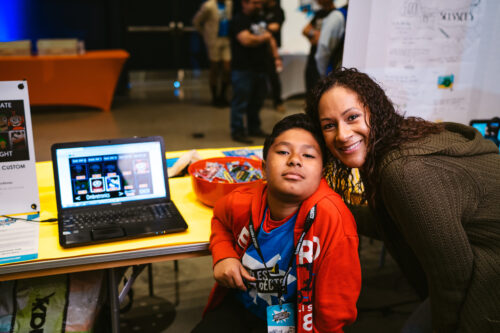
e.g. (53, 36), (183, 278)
(188, 156), (263, 207)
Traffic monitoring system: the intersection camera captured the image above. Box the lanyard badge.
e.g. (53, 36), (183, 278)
(248, 206), (316, 329)
(267, 303), (296, 332)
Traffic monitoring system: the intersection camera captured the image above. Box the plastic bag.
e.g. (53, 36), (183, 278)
(0, 270), (103, 333)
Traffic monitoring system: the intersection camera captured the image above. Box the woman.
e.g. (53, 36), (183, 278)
(305, 67), (500, 333)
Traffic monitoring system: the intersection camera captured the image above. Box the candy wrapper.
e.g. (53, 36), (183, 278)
(194, 162), (223, 181)
(213, 167), (235, 183)
(195, 160), (263, 184)
(226, 161), (262, 183)
(227, 161), (263, 183)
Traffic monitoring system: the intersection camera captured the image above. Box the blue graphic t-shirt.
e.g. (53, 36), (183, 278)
(217, 2), (229, 37)
(234, 209), (297, 320)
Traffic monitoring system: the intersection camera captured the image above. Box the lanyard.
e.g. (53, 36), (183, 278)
(248, 205), (317, 307)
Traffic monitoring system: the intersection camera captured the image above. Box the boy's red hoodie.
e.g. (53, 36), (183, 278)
(205, 179), (361, 332)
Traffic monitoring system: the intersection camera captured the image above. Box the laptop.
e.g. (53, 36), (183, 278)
(51, 136), (188, 248)
(469, 118), (500, 150)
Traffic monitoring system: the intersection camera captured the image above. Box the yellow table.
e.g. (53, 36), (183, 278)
(0, 147), (262, 333)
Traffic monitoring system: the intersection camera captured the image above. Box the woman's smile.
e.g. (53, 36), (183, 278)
(318, 86), (371, 169)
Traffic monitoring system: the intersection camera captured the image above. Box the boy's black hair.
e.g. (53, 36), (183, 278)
(263, 113), (326, 163)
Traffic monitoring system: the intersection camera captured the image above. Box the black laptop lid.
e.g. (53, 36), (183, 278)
(51, 136), (170, 211)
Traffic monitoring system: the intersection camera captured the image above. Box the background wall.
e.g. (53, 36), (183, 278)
(0, 0), (208, 70)
(343, 0), (500, 124)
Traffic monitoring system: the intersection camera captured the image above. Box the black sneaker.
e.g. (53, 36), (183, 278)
(216, 97), (230, 108)
(249, 129), (269, 138)
(231, 133), (253, 144)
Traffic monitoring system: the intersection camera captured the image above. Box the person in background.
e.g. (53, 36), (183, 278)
(263, 0), (286, 112)
(192, 113), (361, 332)
(306, 67), (500, 333)
(229, 0), (281, 144)
(302, 0), (334, 93)
(315, 0), (347, 77)
(193, 0), (233, 107)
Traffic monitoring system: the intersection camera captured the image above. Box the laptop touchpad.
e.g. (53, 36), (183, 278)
(92, 227), (125, 240)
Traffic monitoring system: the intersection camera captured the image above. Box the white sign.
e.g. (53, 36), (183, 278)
(0, 81), (40, 215)
(343, 0), (500, 123)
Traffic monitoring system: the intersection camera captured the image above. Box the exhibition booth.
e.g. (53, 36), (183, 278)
(1, 0), (499, 332)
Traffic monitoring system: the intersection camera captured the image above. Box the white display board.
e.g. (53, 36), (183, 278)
(343, 0), (500, 123)
(281, 1), (310, 54)
(0, 81), (40, 215)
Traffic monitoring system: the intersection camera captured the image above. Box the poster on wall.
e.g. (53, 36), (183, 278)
(343, 0), (500, 124)
(0, 81), (39, 215)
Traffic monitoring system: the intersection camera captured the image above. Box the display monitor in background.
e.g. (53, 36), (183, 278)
(469, 118), (500, 150)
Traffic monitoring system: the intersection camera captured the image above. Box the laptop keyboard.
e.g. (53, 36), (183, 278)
(61, 203), (174, 231)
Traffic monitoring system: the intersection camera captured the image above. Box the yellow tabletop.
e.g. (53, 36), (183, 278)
(4, 147), (263, 266)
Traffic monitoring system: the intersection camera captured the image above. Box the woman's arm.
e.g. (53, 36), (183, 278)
(380, 158), (477, 333)
(347, 203), (382, 240)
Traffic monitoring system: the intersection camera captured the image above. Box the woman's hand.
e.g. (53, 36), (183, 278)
(213, 258), (256, 291)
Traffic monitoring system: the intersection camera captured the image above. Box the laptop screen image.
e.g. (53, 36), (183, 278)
(54, 141), (168, 209)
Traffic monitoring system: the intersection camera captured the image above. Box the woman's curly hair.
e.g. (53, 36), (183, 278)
(305, 67), (444, 208)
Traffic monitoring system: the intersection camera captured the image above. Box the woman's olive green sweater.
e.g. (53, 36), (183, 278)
(357, 123), (500, 332)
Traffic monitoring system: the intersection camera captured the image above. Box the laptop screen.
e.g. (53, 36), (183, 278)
(54, 141), (167, 209)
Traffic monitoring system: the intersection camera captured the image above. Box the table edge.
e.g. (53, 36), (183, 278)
(0, 242), (209, 279)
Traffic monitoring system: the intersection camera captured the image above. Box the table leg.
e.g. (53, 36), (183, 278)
(148, 263), (154, 297)
(108, 268), (121, 333)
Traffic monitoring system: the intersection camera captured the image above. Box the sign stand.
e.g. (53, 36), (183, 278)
(0, 81), (40, 264)
(0, 81), (39, 215)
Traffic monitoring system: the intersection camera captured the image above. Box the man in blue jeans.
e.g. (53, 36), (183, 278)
(229, 0), (281, 144)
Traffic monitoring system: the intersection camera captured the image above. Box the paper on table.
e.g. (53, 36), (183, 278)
(223, 148), (262, 160)
(168, 149), (202, 177)
(0, 214), (39, 264)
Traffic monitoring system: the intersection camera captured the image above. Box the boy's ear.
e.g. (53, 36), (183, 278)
(261, 160), (267, 180)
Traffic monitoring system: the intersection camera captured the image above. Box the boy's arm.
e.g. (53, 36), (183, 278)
(209, 192), (257, 290)
(313, 211), (361, 332)
(209, 194), (240, 265)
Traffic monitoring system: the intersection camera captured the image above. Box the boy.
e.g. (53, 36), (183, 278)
(193, 113), (361, 332)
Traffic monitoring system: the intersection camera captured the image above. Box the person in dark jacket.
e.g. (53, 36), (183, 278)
(306, 67), (500, 333)
(229, 0), (281, 144)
